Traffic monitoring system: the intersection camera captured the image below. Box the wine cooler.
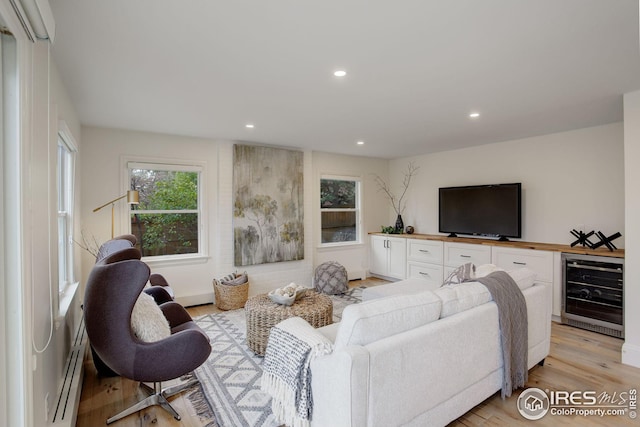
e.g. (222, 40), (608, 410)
(562, 253), (624, 338)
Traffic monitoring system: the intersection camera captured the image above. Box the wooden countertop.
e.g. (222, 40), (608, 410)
(369, 232), (625, 258)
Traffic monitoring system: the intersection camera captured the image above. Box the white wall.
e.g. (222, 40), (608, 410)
(1, 35), (83, 427)
(81, 127), (223, 303)
(389, 123), (625, 246)
(46, 58), (83, 421)
(82, 122), (626, 305)
(34, 46), (83, 427)
(82, 128), (324, 303)
(312, 152), (390, 279)
(623, 90), (640, 367)
(80, 128), (395, 302)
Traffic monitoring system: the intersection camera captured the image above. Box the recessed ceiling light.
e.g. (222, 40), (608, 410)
(245, 124), (255, 128)
(469, 112), (480, 118)
(356, 140), (365, 145)
(334, 70), (347, 77)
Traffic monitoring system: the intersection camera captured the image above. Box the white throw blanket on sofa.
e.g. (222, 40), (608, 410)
(261, 316), (333, 427)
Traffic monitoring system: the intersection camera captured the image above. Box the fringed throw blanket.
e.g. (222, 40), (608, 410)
(475, 271), (528, 398)
(261, 316), (333, 427)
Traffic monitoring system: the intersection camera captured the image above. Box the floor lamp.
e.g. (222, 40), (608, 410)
(93, 190), (139, 238)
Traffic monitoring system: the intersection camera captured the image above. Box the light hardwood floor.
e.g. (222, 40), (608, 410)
(76, 279), (640, 426)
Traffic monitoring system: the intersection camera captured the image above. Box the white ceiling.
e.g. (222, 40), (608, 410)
(50, 0), (640, 159)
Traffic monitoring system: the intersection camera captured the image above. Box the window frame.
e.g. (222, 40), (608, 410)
(57, 121), (78, 297)
(125, 158), (208, 265)
(319, 174), (362, 247)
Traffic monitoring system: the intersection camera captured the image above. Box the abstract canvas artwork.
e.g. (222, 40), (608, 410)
(233, 145), (304, 266)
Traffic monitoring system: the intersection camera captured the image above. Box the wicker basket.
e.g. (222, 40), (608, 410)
(213, 278), (249, 311)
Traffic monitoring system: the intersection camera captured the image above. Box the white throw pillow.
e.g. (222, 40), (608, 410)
(507, 267), (537, 290)
(433, 282), (492, 318)
(131, 292), (171, 342)
(474, 263), (504, 278)
(475, 264), (536, 290)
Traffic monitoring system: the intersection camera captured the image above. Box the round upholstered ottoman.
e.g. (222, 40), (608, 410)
(314, 261), (348, 295)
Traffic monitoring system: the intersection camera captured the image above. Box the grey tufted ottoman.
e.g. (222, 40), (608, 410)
(314, 261), (348, 294)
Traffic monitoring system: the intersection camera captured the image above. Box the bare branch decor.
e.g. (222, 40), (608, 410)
(373, 162), (419, 232)
(373, 162), (419, 215)
(74, 229), (102, 259)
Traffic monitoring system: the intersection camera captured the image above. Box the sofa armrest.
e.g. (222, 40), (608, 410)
(310, 345), (370, 427)
(522, 282), (552, 367)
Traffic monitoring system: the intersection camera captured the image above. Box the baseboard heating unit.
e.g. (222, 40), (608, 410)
(51, 318), (87, 426)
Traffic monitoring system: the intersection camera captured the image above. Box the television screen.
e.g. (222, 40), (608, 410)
(439, 183), (522, 240)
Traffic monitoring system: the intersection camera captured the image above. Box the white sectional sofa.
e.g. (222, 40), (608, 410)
(308, 271), (552, 427)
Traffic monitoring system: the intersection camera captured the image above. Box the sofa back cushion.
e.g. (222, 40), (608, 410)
(334, 291), (442, 349)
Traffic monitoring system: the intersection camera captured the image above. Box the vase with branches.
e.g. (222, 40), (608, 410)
(373, 162), (419, 233)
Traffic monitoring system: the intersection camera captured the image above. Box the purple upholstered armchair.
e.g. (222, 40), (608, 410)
(97, 237), (175, 304)
(95, 237), (133, 261)
(84, 255), (211, 424)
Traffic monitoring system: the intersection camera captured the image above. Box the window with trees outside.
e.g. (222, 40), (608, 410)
(320, 176), (361, 245)
(128, 162), (203, 258)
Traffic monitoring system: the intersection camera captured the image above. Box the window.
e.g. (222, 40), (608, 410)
(57, 125), (77, 294)
(320, 176), (361, 245)
(128, 162), (203, 258)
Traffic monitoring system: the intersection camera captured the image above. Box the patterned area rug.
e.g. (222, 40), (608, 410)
(193, 287), (364, 427)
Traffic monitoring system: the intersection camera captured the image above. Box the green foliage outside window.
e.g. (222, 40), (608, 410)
(130, 169), (199, 256)
(321, 179), (356, 208)
(320, 178), (358, 244)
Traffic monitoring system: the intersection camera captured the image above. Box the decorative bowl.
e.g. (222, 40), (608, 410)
(268, 291), (296, 306)
(295, 288), (308, 300)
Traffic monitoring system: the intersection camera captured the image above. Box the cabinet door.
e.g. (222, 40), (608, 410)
(444, 242), (491, 267)
(407, 239), (443, 264)
(407, 261), (443, 289)
(387, 237), (407, 279)
(370, 236), (388, 276)
(491, 247), (553, 283)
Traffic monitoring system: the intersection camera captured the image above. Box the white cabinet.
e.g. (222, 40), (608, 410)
(407, 239), (443, 264)
(406, 239), (444, 288)
(444, 242), (491, 277)
(407, 262), (443, 289)
(491, 246), (559, 317)
(491, 247), (553, 282)
(370, 235), (388, 277)
(370, 234), (570, 318)
(370, 235), (406, 279)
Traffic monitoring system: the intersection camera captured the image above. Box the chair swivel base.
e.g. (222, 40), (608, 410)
(106, 377), (199, 424)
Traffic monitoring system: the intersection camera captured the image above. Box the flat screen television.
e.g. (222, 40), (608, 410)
(439, 183), (522, 241)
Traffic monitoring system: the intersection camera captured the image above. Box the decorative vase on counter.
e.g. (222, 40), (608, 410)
(405, 225), (415, 234)
(395, 215), (404, 233)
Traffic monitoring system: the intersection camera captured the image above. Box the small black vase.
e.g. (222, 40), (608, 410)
(394, 215), (404, 233)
